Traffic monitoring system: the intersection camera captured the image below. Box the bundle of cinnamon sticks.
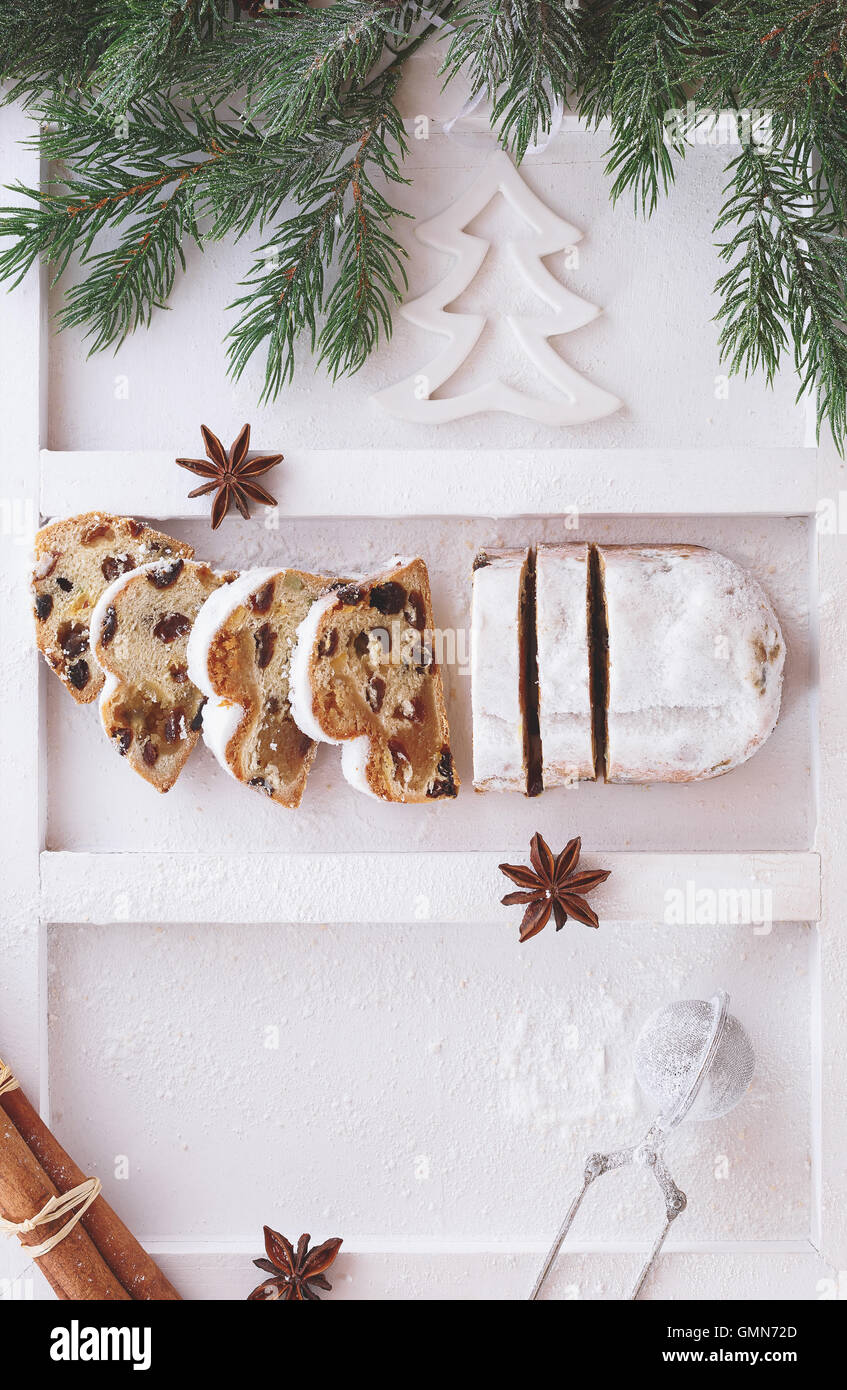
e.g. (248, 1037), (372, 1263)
(0, 1055), (180, 1300)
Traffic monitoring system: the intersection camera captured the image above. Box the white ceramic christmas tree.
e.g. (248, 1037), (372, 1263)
(373, 150), (622, 426)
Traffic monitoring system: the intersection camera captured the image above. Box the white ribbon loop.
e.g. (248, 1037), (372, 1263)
(422, 7), (565, 153)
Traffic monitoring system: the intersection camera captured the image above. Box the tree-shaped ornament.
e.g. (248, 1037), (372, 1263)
(374, 150), (621, 426)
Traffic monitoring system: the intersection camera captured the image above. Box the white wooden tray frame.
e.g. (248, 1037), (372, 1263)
(2, 106), (845, 1301)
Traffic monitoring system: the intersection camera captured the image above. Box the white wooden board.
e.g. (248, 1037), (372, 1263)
(1, 57), (845, 1302)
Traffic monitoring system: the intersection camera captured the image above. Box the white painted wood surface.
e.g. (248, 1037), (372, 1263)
(146, 1248), (833, 1302)
(0, 41), (842, 1300)
(0, 100), (47, 1300)
(42, 447), (816, 519)
(41, 851), (820, 926)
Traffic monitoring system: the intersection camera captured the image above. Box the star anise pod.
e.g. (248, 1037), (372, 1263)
(176, 423), (282, 529)
(248, 1227), (343, 1301)
(499, 833), (611, 942)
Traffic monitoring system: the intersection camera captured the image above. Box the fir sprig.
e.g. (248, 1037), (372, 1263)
(0, 93), (216, 294)
(94, 0), (232, 114)
(0, 0), (100, 101)
(715, 142), (847, 449)
(2, 1), (847, 442)
(226, 78), (409, 396)
(0, 5), (439, 398)
(441, 1), (586, 162)
(583, 1), (702, 214)
(188, 2), (424, 136)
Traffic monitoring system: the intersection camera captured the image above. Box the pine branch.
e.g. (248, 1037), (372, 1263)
(441, 0), (586, 162)
(93, 0), (233, 113)
(226, 78), (409, 398)
(587, 0), (703, 215)
(714, 143), (847, 448)
(319, 137), (409, 377)
(0, 0), (102, 102)
(0, 10), (444, 399)
(697, 0), (847, 112)
(57, 172), (202, 352)
(2, 0), (847, 444)
(187, 1), (427, 136)
(0, 93), (221, 289)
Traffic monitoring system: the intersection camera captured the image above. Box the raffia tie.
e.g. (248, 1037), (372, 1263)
(0, 1060), (21, 1099)
(0, 1058), (102, 1258)
(0, 1177), (103, 1259)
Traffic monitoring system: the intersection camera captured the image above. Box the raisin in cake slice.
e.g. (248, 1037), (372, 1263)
(32, 513), (193, 704)
(90, 557), (236, 792)
(535, 543), (595, 787)
(471, 548), (532, 793)
(289, 556), (459, 803)
(599, 544), (785, 783)
(186, 567), (331, 807)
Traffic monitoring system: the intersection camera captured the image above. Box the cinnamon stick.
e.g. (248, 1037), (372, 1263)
(0, 1108), (129, 1300)
(1, 1080), (181, 1301)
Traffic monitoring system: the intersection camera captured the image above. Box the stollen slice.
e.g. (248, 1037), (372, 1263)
(535, 543), (595, 786)
(90, 557), (236, 792)
(289, 556), (459, 803)
(32, 513), (193, 704)
(186, 566), (331, 807)
(471, 548), (532, 793)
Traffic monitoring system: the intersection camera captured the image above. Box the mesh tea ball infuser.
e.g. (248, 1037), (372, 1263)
(529, 990), (755, 1301)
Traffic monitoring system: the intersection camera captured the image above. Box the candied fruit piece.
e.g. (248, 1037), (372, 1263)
(153, 612), (191, 644)
(100, 606), (117, 646)
(369, 581), (406, 615)
(254, 622), (276, 669)
(249, 580), (275, 615)
(147, 558), (184, 589)
(68, 660), (90, 691)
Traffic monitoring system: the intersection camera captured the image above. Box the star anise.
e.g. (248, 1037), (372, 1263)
(247, 1227), (343, 1301)
(176, 423), (282, 529)
(499, 832), (611, 942)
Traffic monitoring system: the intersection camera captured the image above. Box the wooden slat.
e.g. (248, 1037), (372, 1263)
(41, 447), (817, 522)
(0, 101), (47, 1296)
(814, 426), (847, 1270)
(144, 1244), (828, 1302)
(40, 850), (820, 926)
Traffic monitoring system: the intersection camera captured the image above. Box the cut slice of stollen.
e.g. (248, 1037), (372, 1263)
(90, 557), (236, 792)
(32, 512), (193, 705)
(186, 566), (331, 807)
(535, 543), (595, 787)
(471, 548), (532, 793)
(289, 556), (458, 803)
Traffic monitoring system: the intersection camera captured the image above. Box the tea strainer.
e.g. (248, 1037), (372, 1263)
(529, 990), (755, 1301)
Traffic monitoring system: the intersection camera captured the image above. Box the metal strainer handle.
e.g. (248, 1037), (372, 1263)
(528, 1138), (687, 1301)
(529, 992), (731, 1302)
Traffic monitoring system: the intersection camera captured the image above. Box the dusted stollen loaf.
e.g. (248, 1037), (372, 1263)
(599, 544), (784, 783)
(536, 543), (594, 786)
(470, 540), (785, 792)
(471, 548), (530, 793)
